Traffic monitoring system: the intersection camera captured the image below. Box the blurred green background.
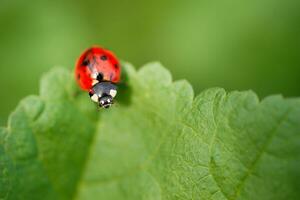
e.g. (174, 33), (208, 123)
(1, 0), (300, 125)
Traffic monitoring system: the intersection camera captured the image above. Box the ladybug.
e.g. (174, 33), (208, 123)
(75, 46), (121, 108)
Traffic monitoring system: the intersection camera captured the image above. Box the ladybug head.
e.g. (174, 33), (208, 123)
(89, 82), (117, 109)
(98, 95), (113, 108)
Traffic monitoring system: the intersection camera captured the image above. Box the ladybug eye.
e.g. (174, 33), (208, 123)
(100, 55), (108, 61)
(96, 73), (103, 81)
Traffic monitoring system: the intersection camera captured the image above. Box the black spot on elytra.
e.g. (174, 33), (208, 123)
(97, 73), (104, 81)
(77, 74), (80, 80)
(114, 64), (119, 69)
(82, 59), (90, 66)
(100, 55), (108, 61)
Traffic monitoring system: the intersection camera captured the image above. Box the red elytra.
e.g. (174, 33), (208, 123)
(75, 46), (121, 91)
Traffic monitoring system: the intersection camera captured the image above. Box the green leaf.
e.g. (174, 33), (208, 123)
(1, 62), (300, 200)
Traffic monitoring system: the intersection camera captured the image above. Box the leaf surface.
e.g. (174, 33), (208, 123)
(1, 63), (300, 200)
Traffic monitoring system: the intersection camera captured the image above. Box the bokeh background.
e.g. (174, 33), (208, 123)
(1, 0), (300, 125)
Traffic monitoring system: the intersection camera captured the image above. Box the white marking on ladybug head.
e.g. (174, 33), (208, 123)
(90, 94), (99, 103)
(109, 89), (117, 97)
